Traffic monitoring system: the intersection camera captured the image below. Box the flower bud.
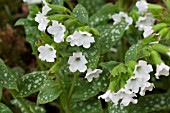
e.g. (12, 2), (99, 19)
(148, 4), (163, 15)
(152, 23), (168, 32)
(151, 44), (170, 56)
(158, 27), (169, 37)
(151, 51), (162, 65)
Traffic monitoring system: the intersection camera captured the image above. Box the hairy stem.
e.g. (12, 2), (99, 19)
(68, 73), (78, 100)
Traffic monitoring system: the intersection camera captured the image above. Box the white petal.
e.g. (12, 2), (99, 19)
(155, 63), (170, 79)
(38, 44), (56, 62)
(143, 26), (154, 38)
(77, 62), (87, 72)
(136, 0), (148, 14)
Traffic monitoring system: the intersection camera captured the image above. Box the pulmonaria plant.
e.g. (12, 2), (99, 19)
(1, 0), (170, 113)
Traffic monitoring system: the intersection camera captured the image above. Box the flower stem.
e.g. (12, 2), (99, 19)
(65, 0), (74, 10)
(68, 72), (78, 100)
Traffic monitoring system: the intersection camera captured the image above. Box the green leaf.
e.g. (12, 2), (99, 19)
(108, 93), (170, 113)
(24, 26), (41, 55)
(11, 99), (46, 113)
(50, 0), (64, 5)
(70, 78), (99, 102)
(15, 18), (37, 26)
(96, 22), (127, 54)
(0, 59), (17, 90)
(0, 103), (13, 113)
(37, 80), (62, 104)
(100, 61), (119, 72)
(17, 71), (47, 97)
(93, 71), (110, 92)
(71, 98), (103, 113)
(78, 0), (106, 16)
(28, 5), (40, 20)
(73, 4), (89, 25)
(124, 43), (140, 63)
(111, 63), (126, 77)
(89, 3), (117, 26)
(80, 40), (100, 69)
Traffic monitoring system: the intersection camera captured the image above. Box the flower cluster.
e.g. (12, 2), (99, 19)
(35, 1), (102, 82)
(99, 60), (154, 106)
(112, 12), (133, 30)
(135, 0), (155, 38)
(35, 0), (51, 31)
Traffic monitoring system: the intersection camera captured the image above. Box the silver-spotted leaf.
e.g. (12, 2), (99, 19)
(96, 22), (127, 54)
(0, 103), (13, 113)
(70, 78), (99, 102)
(73, 4), (89, 25)
(37, 80), (62, 104)
(78, 0), (105, 16)
(108, 93), (170, 113)
(90, 3), (117, 26)
(17, 71), (47, 97)
(0, 59), (17, 90)
(93, 72), (110, 92)
(71, 98), (103, 113)
(80, 40), (100, 69)
(11, 99), (46, 113)
(50, 0), (64, 5)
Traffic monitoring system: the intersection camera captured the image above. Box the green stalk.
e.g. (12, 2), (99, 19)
(68, 72), (78, 100)
(56, 75), (71, 113)
(65, 0), (74, 10)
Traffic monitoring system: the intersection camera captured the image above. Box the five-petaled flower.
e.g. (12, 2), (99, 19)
(38, 44), (56, 62)
(66, 31), (95, 48)
(133, 60), (153, 81)
(155, 63), (170, 79)
(35, 0), (51, 31)
(85, 69), (102, 82)
(47, 20), (66, 43)
(68, 52), (88, 72)
(112, 12), (133, 30)
(136, 0), (148, 14)
(35, 13), (50, 31)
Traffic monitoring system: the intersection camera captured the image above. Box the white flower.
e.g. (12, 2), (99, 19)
(125, 77), (154, 96)
(112, 12), (133, 30)
(134, 60), (153, 81)
(68, 52), (88, 72)
(139, 83), (154, 96)
(136, 14), (155, 31)
(47, 20), (66, 43)
(155, 63), (170, 79)
(125, 77), (142, 93)
(23, 0), (42, 4)
(98, 90), (113, 102)
(116, 88), (138, 106)
(38, 44), (56, 62)
(85, 69), (102, 82)
(42, 0), (51, 15)
(66, 31), (95, 48)
(35, 13), (50, 31)
(143, 26), (154, 38)
(136, 0), (148, 14)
